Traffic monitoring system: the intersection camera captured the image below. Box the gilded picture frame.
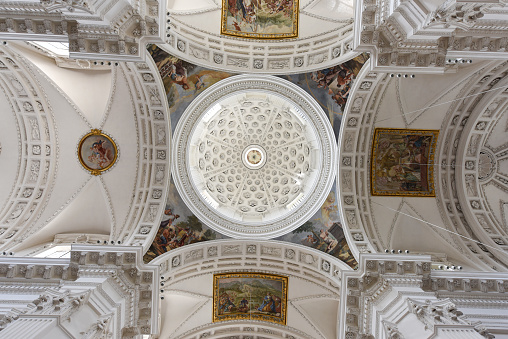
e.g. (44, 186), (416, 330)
(78, 129), (118, 176)
(371, 128), (439, 197)
(221, 0), (299, 39)
(213, 272), (288, 325)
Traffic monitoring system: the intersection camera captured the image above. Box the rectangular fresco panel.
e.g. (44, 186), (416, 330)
(371, 128), (439, 196)
(221, 0), (298, 39)
(213, 272), (288, 325)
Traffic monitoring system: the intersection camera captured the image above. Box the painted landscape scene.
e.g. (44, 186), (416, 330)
(213, 272), (287, 324)
(221, 0), (298, 38)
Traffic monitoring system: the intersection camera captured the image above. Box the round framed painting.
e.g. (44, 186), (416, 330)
(78, 129), (118, 175)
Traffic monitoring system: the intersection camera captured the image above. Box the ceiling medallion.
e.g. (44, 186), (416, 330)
(242, 145), (266, 169)
(172, 75), (337, 239)
(77, 129), (118, 176)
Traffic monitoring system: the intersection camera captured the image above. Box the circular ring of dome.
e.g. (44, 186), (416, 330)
(172, 74), (337, 239)
(242, 145), (267, 169)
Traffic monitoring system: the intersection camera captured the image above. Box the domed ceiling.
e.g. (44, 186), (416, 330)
(172, 75), (336, 238)
(143, 47), (366, 267)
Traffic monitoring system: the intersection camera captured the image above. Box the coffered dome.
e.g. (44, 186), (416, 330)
(172, 74), (336, 238)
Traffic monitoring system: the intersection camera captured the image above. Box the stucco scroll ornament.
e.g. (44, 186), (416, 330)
(80, 314), (113, 338)
(41, 0), (93, 14)
(408, 299), (494, 338)
(426, 0), (494, 29)
(383, 321), (404, 339)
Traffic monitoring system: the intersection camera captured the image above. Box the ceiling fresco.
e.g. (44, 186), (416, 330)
(143, 45), (368, 268)
(371, 128), (439, 197)
(220, 0), (299, 39)
(213, 272), (289, 325)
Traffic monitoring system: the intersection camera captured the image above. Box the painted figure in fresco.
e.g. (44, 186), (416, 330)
(307, 56), (368, 113)
(153, 209), (181, 253)
(144, 203), (219, 263)
(321, 192), (339, 228)
(157, 58), (191, 90)
(227, 0), (294, 34)
(320, 229), (339, 254)
(88, 139), (113, 169)
(301, 231), (326, 252)
(258, 292), (276, 313)
(237, 0), (258, 30)
(374, 133), (431, 192)
(292, 219), (356, 268)
(238, 297), (250, 312)
(273, 295), (282, 314)
(304, 234), (317, 244)
(229, 0), (305, 33)
(161, 209), (179, 228)
(194, 76), (206, 91)
(311, 230), (329, 252)
(169, 61), (190, 90)
(228, 0), (237, 16)
(266, 0), (293, 16)
(219, 293), (236, 313)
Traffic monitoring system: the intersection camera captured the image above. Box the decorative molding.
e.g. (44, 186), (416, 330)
(339, 253), (506, 338)
(0, 0), (166, 62)
(0, 245), (158, 338)
(337, 57), (508, 271)
(0, 48), (58, 250)
(354, 0), (508, 73)
(117, 55), (172, 251)
(161, 14), (358, 74)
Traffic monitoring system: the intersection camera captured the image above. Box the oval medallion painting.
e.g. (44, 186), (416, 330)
(78, 129), (118, 175)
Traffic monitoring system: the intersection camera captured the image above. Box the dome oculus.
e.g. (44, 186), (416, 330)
(172, 75), (336, 238)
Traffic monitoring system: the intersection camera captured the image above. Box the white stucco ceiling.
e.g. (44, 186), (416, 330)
(337, 59), (508, 271)
(188, 91), (319, 224)
(0, 43), (171, 255)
